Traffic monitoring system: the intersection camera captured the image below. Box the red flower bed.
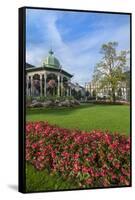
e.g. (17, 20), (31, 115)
(26, 121), (130, 188)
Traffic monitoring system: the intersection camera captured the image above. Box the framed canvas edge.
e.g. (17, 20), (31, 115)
(18, 6), (132, 193)
(19, 7), (26, 193)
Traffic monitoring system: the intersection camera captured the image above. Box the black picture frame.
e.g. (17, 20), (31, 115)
(19, 6), (132, 193)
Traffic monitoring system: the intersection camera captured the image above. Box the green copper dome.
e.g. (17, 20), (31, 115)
(43, 50), (60, 69)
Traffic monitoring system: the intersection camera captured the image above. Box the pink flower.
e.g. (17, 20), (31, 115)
(74, 153), (80, 159)
(86, 178), (92, 185)
(26, 121), (130, 188)
(31, 143), (38, 149)
(113, 159), (120, 169)
(83, 148), (89, 154)
(51, 151), (56, 159)
(107, 153), (114, 161)
(73, 162), (80, 173)
(82, 166), (89, 173)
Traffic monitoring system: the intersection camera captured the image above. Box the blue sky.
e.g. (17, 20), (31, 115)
(26, 9), (130, 86)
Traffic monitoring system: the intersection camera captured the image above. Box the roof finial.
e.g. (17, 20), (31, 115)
(49, 43), (53, 55)
(49, 48), (54, 55)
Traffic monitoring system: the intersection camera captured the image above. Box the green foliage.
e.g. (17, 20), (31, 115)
(92, 90), (96, 98)
(117, 88), (122, 98)
(26, 96), (33, 102)
(71, 89), (83, 100)
(26, 95), (75, 103)
(94, 42), (129, 102)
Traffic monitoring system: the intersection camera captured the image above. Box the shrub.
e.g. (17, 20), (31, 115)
(26, 95), (75, 103)
(93, 101), (130, 105)
(26, 96), (33, 103)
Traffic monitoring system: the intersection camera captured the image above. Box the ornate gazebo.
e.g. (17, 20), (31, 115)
(26, 50), (73, 97)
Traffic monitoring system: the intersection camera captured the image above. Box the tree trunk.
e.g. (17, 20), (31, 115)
(112, 87), (116, 102)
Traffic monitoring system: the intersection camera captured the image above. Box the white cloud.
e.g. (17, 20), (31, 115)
(26, 11), (130, 86)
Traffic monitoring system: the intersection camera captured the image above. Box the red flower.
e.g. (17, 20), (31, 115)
(82, 166), (89, 173)
(83, 148), (89, 154)
(74, 153), (80, 159)
(31, 143), (38, 149)
(26, 121), (130, 188)
(86, 178), (92, 185)
(51, 151), (56, 159)
(107, 153), (114, 161)
(112, 159), (120, 169)
(73, 162), (80, 173)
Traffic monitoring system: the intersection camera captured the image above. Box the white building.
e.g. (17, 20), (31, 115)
(85, 72), (130, 101)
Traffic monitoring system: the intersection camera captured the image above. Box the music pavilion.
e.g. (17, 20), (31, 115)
(26, 50), (73, 97)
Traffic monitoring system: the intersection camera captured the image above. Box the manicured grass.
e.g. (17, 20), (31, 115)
(26, 104), (130, 135)
(26, 163), (77, 192)
(26, 104), (130, 192)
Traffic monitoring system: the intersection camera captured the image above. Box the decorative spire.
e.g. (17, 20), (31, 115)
(49, 49), (54, 55)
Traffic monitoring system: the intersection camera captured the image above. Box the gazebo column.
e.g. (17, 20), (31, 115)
(66, 88), (69, 96)
(57, 75), (60, 96)
(69, 87), (71, 96)
(61, 77), (63, 96)
(26, 76), (29, 96)
(31, 75), (34, 96)
(40, 74), (42, 97)
(68, 80), (72, 96)
(66, 80), (70, 96)
(28, 77), (31, 96)
(44, 73), (47, 97)
(30, 77), (32, 96)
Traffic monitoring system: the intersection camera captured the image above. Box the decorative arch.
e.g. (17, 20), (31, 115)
(46, 73), (58, 96)
(62, 77), (70, 96)
(32, 74), (40, 96)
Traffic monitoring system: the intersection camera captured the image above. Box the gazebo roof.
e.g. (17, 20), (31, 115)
(26, 49), (73, 78)
(26, 63), (73, 78)
(43, 50), (61, 69)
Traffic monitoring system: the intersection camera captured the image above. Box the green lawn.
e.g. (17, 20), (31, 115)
(26, 164), (77, 192)
(26, 104), (130, 135)
(26, 104), (130, 192)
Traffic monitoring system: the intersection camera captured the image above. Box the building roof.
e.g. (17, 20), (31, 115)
(26, 63), (35, 68)
(26, 63), (73, 78)
(26, 49), (73, 78)
(43, 49), (60, 69)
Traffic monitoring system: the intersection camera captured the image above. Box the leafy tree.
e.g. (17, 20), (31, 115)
(85, 90), (90, 97)
(77, 90), (82, 100)
(93, 42), (129, 102)
(117, 88), (122, 99)
(92, 90), (96, 98)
